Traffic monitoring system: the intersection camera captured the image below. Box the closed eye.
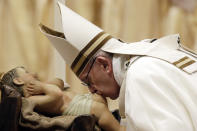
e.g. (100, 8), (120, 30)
(33, 73), (40, 80)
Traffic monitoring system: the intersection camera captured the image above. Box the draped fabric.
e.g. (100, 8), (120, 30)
(0, 0), (54, 80)
(1, 0), (197, 109)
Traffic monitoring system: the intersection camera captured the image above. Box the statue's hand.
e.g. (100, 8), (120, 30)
(26, 80), (44, 96)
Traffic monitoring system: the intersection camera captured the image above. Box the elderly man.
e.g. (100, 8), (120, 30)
(40, 2), (197, 131)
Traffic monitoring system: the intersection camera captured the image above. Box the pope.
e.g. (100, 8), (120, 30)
(40, 2), (197, 131)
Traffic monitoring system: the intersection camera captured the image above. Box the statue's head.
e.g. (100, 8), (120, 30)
(1, 66), (26, 96)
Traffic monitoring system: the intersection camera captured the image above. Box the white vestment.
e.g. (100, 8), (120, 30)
(114, 35), (197, 131)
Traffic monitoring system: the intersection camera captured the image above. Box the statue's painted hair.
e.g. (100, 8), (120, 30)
(1, 66), (25, 95)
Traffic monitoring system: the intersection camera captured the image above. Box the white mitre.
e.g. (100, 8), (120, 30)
(40, 2), (181, 77)
(40, 2), (125, 76)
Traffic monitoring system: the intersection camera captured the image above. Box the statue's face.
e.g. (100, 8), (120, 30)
(13, 67), (40, 86)
(13, 67), (40, 97)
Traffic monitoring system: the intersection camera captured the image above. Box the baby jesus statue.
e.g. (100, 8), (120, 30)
(0, 67), (125, 131)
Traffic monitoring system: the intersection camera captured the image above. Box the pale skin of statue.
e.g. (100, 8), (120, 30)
(13, 67), (125, 131)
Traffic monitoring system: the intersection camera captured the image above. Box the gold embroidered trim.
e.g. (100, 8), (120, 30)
(71, 31), (112, 76)
(173, 56), (195, 69)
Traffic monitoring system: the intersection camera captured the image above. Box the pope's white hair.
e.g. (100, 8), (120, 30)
(93, 50), (113, 60)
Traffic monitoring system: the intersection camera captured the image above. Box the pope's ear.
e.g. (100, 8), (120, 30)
(96, 56), (112, 73)
(13, 78), (24, 86)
